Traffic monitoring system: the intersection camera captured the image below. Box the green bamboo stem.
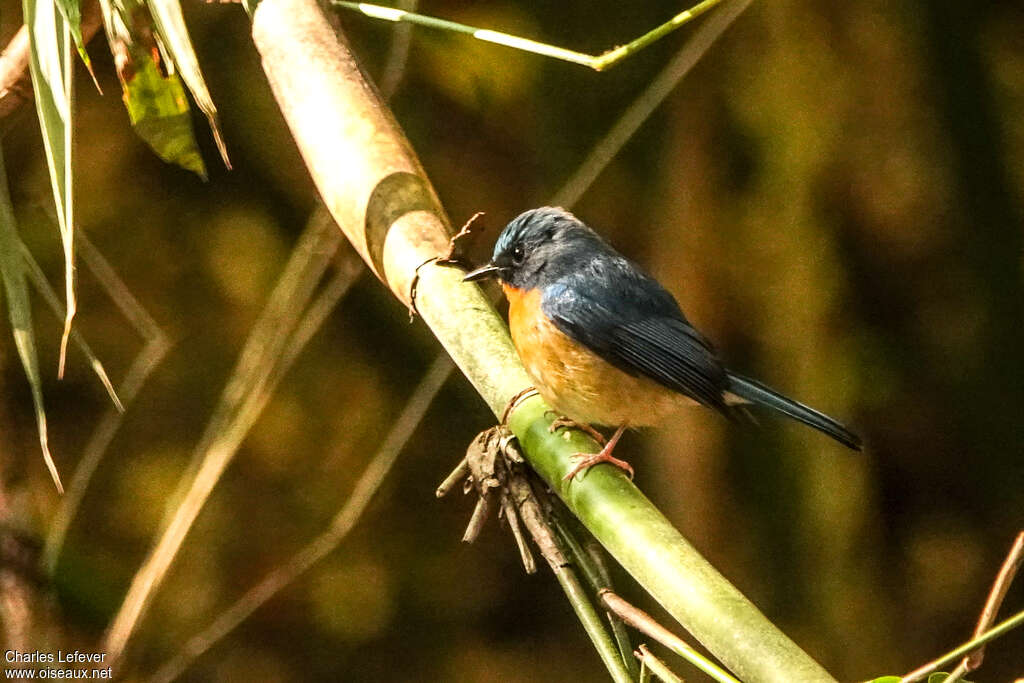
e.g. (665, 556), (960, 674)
(250, 0), (836, 680)
(552, 562), (635, 683)
(331, 0), (730, 71)
(550, 511), (639, 678)
(591, 0), (730, 70)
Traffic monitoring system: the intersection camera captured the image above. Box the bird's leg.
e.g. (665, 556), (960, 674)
(546, 414), (607, 445)
(564, 423), (633, 481)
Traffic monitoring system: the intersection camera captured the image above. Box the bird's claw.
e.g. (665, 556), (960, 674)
(547, 416), (607, 445)
(563, 450), (634, 481)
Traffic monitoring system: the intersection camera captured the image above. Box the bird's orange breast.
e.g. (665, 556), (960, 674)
(504, 284), (684, 427)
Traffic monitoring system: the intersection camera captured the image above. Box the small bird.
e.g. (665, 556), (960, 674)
(464, 207), (861, 480)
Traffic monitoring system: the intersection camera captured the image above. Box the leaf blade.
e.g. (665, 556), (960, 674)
(123, 52), (208, 177)
(146, 0), (231, 168)
(23, 0), (77, 378)
(0, 146), (63, 493)
(52, 0), (100, 90)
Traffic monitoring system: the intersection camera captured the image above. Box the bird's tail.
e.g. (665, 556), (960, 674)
(725, 372), (862, 450)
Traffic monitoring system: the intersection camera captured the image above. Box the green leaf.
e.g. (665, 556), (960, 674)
(23, 0), (77, 378)
(52, 0), (100, 89)
(145, 0), (231, 169)
(123, 53), (208, 177)
(0, 147), (63, 493)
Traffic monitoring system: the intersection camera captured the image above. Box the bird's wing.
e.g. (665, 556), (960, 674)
(541, 270), (729, 412)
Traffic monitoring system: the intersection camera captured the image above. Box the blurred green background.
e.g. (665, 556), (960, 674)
(2, 0), (1023, 680)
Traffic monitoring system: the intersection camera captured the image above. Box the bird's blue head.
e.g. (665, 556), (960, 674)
(463, 207), (607, 290)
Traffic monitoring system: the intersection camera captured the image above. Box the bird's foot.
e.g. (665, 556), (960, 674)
(547, 415), (607, 445)
(564, 448), (634, 481)
(563, 424), (632, 481)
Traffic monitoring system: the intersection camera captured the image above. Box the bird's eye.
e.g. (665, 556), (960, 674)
(512, 244), (525, 263)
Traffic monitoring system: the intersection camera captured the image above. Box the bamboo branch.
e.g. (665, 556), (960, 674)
(944, 531), (1024, 682)
(899, 608), (1024, 683)
(332, 0), (730, 71)
(552, 561), (635, 683)
(549, 513), (638, 677)
(250, 0), (835, 680)
(635, 644), (684, 683)
(902, 530), (1024, 683)
(601, 590), (740, 683)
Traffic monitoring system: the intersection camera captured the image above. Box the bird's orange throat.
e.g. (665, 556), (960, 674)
(502, 284), (539, 337)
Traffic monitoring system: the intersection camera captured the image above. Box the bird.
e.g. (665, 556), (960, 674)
(463, 207), (862, 481)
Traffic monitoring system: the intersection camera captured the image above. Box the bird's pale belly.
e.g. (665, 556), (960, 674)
(505, 285), (688, 427)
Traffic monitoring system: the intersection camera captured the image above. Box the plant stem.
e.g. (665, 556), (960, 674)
(591, 0), (729, 70)
(900, 608), (1024, 682)
(552, 560), (635, 683)
(331, 0), (732, 71)
(601, 590), (740, 683)
(550, 511), (639, 678)
(635, 645), (684, 683)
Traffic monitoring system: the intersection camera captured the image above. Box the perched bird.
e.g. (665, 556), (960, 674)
(463, 207), (861, 480)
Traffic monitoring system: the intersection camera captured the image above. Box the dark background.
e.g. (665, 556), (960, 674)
(1, 0), (1022, 680)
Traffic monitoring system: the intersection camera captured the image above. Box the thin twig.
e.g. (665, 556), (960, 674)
(332, 0), (731, 71)
(635, 644), (684, 683)
(551, 0), (754, 208)
(377, 0), (417, 99)
(105, 209), (346, 662)
(906, 531), (1024, 683)
(146, 355), (452, 683)
(945, 531), (1024, 682)
(900, 608), (1024, 683)
(601, 590), (740, 683)
(639, 657), (652, 683)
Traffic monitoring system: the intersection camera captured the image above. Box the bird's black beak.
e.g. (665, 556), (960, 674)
(463, 263), (503, 282)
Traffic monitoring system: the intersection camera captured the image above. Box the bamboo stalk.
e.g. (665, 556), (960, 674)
(250, 1), (836, 680)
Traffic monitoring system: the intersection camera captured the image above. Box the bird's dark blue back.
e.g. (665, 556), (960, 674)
(539, 246), (730, 412)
